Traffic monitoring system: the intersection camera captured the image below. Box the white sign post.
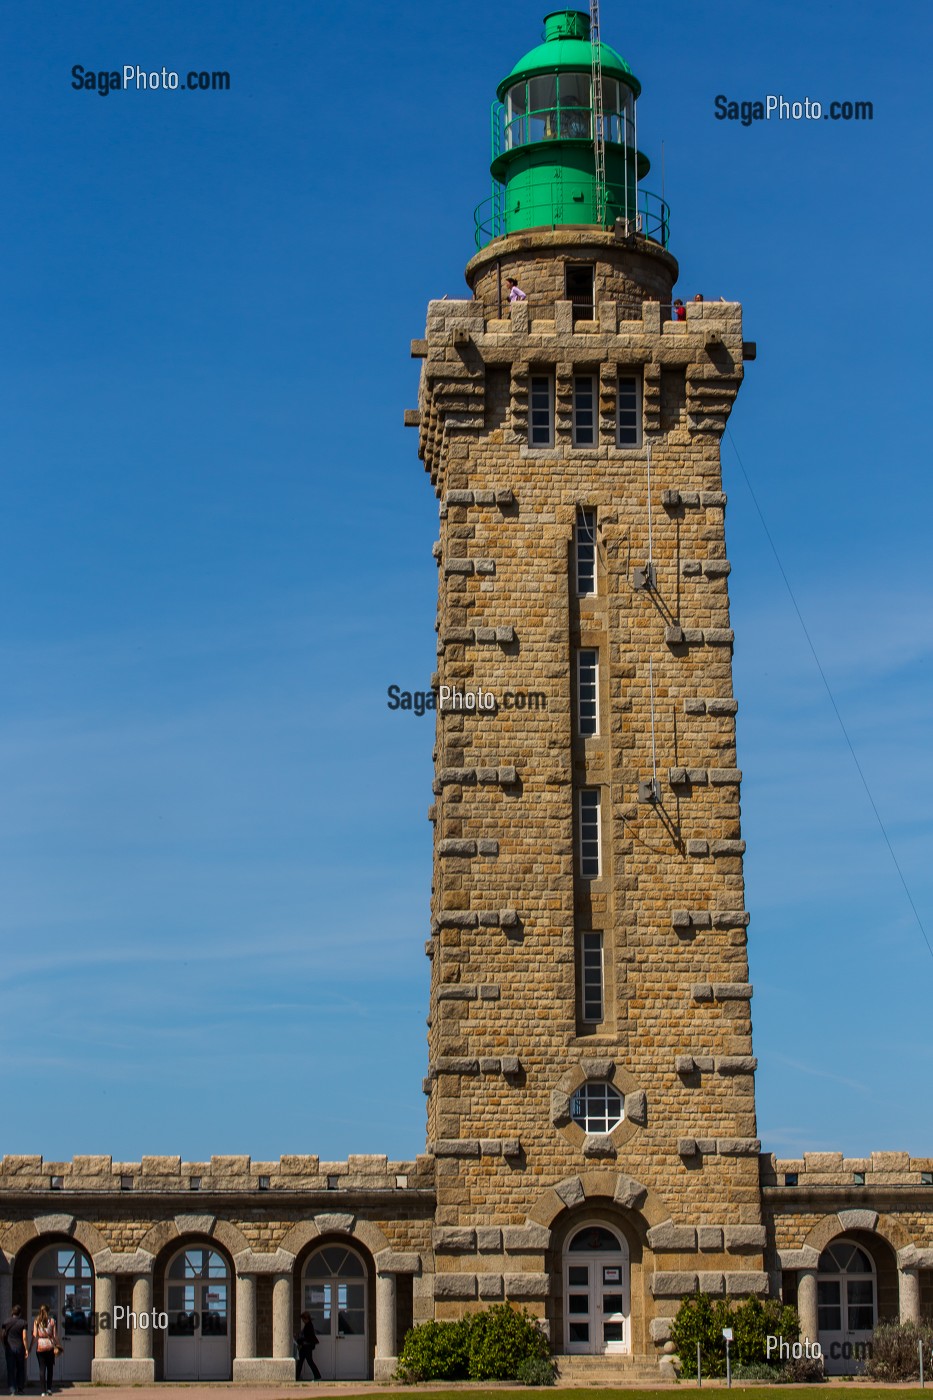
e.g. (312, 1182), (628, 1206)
(722, 1328), (733, 1389)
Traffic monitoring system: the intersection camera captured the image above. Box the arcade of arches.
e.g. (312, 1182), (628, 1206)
(0, 1152), (931, 1381)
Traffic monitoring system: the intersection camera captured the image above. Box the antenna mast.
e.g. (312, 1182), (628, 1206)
(590, 0), (607, 226)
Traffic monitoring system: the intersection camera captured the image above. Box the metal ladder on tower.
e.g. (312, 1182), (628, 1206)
(590, 0), (607, 226)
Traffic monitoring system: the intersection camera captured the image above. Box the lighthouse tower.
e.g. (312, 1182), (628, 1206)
(412, 9), (762, 1371)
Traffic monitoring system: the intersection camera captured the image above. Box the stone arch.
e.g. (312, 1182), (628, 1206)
(209, 1219), (251, 1258)
(137, 1220), (184, 1258)
(0, 1214), (107, 1262)
(526, 1170), (671, 1232)
(348, 1219), (392, 1257)
(803, 1211), (913, 1257)
(279, 1214), (391, 1259)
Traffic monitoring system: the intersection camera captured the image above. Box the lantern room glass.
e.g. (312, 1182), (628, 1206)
(503, 74), (635, 151)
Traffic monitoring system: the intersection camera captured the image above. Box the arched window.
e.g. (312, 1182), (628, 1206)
(817, 1239), (876, 1375)
(164, 1247), (231, 1381)
(302, 1243), (370, 1381)
(564, 1223), (629, 1355)
(28, 1244), (95, 1383)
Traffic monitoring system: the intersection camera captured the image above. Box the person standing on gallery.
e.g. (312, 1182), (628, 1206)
(2, 1304), (29, 1395)
(295, 1310), (322, 1381)
(31, 1306), (57, 1396)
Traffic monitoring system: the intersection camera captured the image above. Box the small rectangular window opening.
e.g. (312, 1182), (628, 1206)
(922, 1171), (933, 1185)
(326, 1174), (340, 1190)
(529, 374), (554, 447)
(580, 931), (605, 1023)
(566, 263), (595, 324)
(50, 1175), (64, 1191)
(572, 374), (596, 446)
(784, 1172), (799, 1187)
(120, 1174), (133, 1191)
(578, 789), (601, 878)
(189, 1176), (202, 1191)
(617, 374), (642, 446)
(577, 649), (599, 736)
(575, 508), (596, 596)
(853, 1171), (866, 1185)
(258, 1175), (271, 1190)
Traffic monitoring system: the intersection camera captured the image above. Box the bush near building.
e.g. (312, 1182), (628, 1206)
(865, 1320), (933, 1382)
(670, 1292), (801, 1378)
(396, 1303), (553, 1383)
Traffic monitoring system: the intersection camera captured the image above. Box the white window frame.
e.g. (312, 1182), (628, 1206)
(570, 1081), (624, 1133)
(529, 373), (555, 447)
(577, 648), (599, 736)
(572, 373), (597, 447)
(579, 931), (605, 1024)
(575, 507), (596, 596)
(578, 788), (601, 879)
(616, 373), (642, 447)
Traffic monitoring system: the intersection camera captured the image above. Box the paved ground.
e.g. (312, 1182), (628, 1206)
(18, 1383), (930, 1398)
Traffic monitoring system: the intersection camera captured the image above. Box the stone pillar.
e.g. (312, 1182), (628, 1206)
(798, 1269), (819, 1346)
(132, 1273), (154, 1360)
(374, 1271), (398, 1381)
(92, 1271), (155, 1383)
(899, 1267), (921, 1324)
(235, 1273), (257, 1360)
(232, 1264), (294, 1382)
(94, 1275), (116, 1361)
(272, 1272), (293, 1361)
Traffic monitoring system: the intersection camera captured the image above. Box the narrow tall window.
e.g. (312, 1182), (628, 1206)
(575, 508), (596, 596)
(579, 931), (605, 1023)
(577, 648), (599, 736)
(617, 373), (642, 446)
(578, 788), (601, 878)
(530, 374), (554, 447)
(572, 374), (596, 446)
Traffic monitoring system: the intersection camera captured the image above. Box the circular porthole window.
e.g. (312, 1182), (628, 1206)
(570, 1081), (624, 1133)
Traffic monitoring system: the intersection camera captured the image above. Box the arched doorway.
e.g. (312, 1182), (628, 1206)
(563, 1223), (630, 1355)
(163, 1245), (231, 1380)
(27, 1243), (94, 1384)
(301, 1242), (370, 1380)
(817, 1239), (876, 1374)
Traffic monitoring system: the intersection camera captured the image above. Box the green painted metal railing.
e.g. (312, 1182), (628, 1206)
(473, 182), (670, 251)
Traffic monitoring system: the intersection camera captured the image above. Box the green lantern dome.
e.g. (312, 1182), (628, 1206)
(474, 9), (669, 250)
(498, 10), (641, 99)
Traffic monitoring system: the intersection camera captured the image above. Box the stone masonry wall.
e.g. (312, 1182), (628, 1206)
(415, 236), (763, 1358)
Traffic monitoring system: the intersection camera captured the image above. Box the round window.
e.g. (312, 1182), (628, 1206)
(570, 1081), (624, 1133)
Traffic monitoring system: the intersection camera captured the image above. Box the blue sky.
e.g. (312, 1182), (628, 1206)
(2, 0), (930, 1162)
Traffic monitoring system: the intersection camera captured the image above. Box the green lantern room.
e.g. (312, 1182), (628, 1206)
(475, 9), (669, 249)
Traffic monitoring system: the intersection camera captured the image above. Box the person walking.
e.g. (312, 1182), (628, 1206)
(2, 1304), (28, 1395)
(295, 1310), (322, 1382)
(32, 1306), (57, 1396)
(506, 276), (527, 303)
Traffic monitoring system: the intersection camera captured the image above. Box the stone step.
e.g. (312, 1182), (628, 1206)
(555, 1353), (661, 1382)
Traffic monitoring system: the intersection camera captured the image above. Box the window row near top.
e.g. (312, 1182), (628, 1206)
(530, 373), (642, 448)
(502, 74), (636, 151)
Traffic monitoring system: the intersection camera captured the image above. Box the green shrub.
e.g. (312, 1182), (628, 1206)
(396, 1317), (471, 1382)
(865, 1320), (933, 1382)
(670, 1290), (801, 1378)
(732, 1296), (800, 1367)
(516, 1355), (558, 1386)
(468, 1303), (551, 1380)
(396, 1304), (550, 1383)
